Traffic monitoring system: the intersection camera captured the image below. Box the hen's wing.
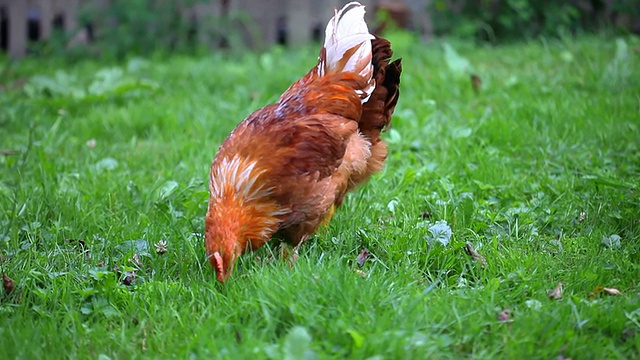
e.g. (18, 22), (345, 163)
(217, 108), (360, 241)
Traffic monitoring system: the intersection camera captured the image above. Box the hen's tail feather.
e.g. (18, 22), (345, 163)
(318, 2), (374, 102)
(359, 36), (402, 144)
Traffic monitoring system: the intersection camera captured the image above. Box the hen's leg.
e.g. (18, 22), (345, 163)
(319, 204), (336, 228)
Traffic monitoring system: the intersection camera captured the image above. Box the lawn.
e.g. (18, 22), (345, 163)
(1, 33), (639, 359)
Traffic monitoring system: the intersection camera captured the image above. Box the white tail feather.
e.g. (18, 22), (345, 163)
(319, 2), (374, 102)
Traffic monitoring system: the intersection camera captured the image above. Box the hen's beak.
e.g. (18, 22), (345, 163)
(213, 251), (228, 282)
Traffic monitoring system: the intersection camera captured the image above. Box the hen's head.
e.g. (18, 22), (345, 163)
(205, 155), (284, 282)
(204, 211), (241, 282)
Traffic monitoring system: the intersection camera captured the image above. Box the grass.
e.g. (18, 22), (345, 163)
(1, 32), (639, 359)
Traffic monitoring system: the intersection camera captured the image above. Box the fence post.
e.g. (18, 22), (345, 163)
(287, 0), (311, 46)
(405, 0), (432, 39)
(8, 0), (27, 58)
(0, 1), (4, 51)
(38, 0), (53, 39)
(229, 0), (285, 48)
(63, 0), (79, 33)
(191, 0), (221, 47)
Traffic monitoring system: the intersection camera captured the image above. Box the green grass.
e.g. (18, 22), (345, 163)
(1, 33), (639, 359)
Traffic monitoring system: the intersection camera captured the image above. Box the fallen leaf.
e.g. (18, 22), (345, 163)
(130, 253), (143, 268)
(421, 211), (431, 219)
(154, 240), (168, 255)
(603, 287), (622, 296)
(621, 328), (637, 343)
(589, 286), (604, 298)
(548, 282), (563, 300)
(470, 74), (482, 94)
(497, 308), (511, 322)
(354, 269), (367, 279)
(122, 270), (137, 286)
(0, 149), (19, 156)
(2, 273), (15, 295)
(141, 327), (148, 351)
(464, 243), (487, 268)
(356, 248), (369, 267)
(97, 261), (104, 267)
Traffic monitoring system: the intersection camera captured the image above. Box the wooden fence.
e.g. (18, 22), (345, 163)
(0, 0), (80, 58)
(0, 0), (428, 59)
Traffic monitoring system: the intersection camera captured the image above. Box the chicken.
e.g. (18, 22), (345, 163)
(205, 1), (402, 282)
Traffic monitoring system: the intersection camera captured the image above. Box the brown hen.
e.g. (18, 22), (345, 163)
(205, 1), (402, 282)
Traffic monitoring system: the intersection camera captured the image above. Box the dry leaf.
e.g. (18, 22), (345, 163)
(621, 328), (637, 343)
(549, 282), (563, 300)
(2, 273), (15, 295)
(497, 308), (511, 322)
(154, 240), (168, 255)
(464, 243), (487, 268)
(590, 286), (622, 297)
(131, 253), (143, 268)
(122, 270), (137, 286)
(0, 149), (19, 156)
(589, 285), (604, 298)
(470, 74), (482, 94)
(141, 327), (148, 351)
(356, 248), (369, 267)
(354, 269), (367, 278)
(421, 211), (431, 219)
(603, 287), (622, 296)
